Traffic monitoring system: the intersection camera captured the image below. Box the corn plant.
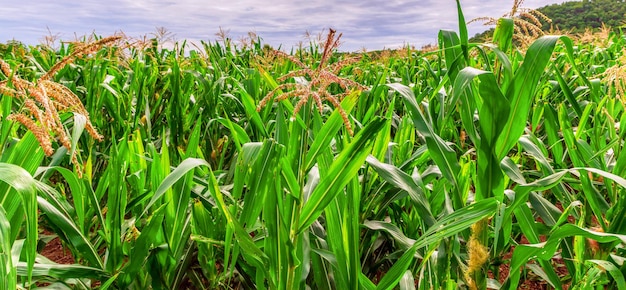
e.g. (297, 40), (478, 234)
(4, 2), (626, 289)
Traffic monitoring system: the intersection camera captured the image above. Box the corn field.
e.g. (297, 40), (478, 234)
(2, 2), (626, 289)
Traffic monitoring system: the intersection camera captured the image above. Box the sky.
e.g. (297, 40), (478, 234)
(0, 0), (575, 52)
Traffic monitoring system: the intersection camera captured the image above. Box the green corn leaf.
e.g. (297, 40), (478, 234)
(232, 142), (264, 200)
(586, 260), (626, 290)
(558, 104), (610, 224)
(455, 0), (468, 59)
(496, 36), (575, 159)
(207, 162), (271, 281)
(239, 140), (279, 228)
(359, 273), (377, 290)
(141, 158), (209, 219)
(505, 166), (626, 227)
(298, 117), (384, 233)
(366, 199), (496, 289)
(413, 198), (497, 250)
(16, 261), (108, 280)
(506, 225), (626, 289)
(366, 156), (436, 227)
(38, 167), (91, 234)
(0, 206), (14, 290)
(375, 243), (419, 290)
(214, 117), (250, 151)
(552, 65), (583, 117)
(363, 220), (416, 250)
(104, 140), (128, 273)
(0, 163), (38, 284)
(305, 91), (358, 171)
(389, 83), (460, 186)
(492, 18), (514, 53)
(37, 196), (103, 269)
(238, 83), (267, 137)
(438, 30), (465, 83)
(454, 67), (510, 201)
(120, 204), (167, 284)
(528, 192), (561, 227)
(324, 198), (351, 288)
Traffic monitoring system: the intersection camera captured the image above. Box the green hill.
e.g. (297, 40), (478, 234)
(470, 0), (626, 42)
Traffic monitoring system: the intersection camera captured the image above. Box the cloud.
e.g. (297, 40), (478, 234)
(0, 0), (575, 51)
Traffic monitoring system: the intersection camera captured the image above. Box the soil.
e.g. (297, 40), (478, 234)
(35, 229), (77, 288)
(36, 208), (576, 289)
(40, 230), (75, 265)
(37, 231), (569, 289)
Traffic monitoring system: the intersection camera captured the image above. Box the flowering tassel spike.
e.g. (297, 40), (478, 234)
(0, 35), (120, 177)
(256, 29), (367, 136)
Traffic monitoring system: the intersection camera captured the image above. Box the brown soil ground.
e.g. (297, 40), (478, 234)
(40, 234), (75, 265)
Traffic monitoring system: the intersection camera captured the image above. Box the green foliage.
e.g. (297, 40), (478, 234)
(471, 0), (626, 42)
(541, 0), (626, 32)
(4, 3), (626, 289)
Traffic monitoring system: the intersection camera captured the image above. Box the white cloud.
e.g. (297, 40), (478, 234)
(0, 0), (577, 51)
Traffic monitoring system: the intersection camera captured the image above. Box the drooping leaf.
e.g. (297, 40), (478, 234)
(298, 117), (384, 233)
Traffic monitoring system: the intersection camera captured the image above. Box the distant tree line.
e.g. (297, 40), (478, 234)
(470, 0), (626, 42)
(543, 0), (626, 31)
